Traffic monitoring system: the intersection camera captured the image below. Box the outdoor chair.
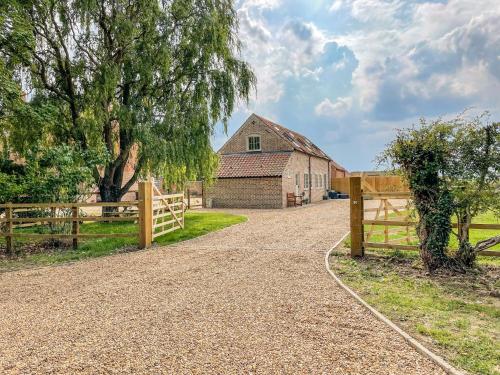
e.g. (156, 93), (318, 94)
(287, 192), (303, 207)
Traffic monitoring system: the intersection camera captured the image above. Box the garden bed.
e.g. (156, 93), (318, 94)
(329, 246), (499, 375)
(0, 211), (246, 272)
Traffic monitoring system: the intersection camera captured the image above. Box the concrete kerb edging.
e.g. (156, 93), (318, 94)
(325, 232), (464, 375)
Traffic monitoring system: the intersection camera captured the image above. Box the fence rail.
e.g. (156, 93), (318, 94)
(349, 177), (500, 258)
(0, 201), (139, 253)
(0, 181), (186, 254)
(333, 174), (408, 195)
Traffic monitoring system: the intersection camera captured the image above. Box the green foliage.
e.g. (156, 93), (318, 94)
(22, 145), (97, 203)
(380, 113), (500, 270)
(380, 118), (456, 270)
(0, 145), (96, 203)
(0, 171), (24, 203)
(0, 0), (255, 201)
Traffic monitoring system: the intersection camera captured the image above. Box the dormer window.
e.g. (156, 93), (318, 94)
(247, 135), (261, 151)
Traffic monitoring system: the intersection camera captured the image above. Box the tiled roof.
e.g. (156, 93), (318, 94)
(217, 152), (292, 178)
(254, 115), (331, 160)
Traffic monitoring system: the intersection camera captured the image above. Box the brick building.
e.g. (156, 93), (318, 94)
(204, 114), (347, 209)
(331, 160), (349, 178)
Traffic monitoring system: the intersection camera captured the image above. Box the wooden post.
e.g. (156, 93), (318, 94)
(138, 181), (153, 249)
(384, 199), (389, 243)
(5, 203), (13, 254)
(406, 202), (410, 244)
(187, 189), (191, 209)
(350, 177), (364, 257)
(72, 206), (79, 250)
(201, 180), (205, 208)
(181, 193), (185, 229)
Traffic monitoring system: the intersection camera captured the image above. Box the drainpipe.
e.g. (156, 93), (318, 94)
(308, 155), (311, 203)
(328, 161), (331, 191)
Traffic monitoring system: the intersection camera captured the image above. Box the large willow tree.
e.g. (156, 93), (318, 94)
(0, 0), (255, 202)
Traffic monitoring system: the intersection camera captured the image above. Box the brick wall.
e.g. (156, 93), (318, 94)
(331, 165), (349, 178)
(281, 152), (308, 207)
(219, 115), (293, 154)
(282, 152), (330, 206)
(186, 181), (203, 196)
(204, 177), (282, 209)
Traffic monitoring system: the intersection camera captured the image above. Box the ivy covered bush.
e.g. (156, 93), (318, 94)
(380, 113), (499, 271)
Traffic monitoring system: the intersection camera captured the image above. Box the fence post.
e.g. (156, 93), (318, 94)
(187, 189), (191, 209)
(182, 193), (185, 228)
(138, 181), (153, 249)
(72, 206), (79, 250)
(201, 180), (205, 208)
(350, 177), (364, 257)
(6, 203), (13, 254)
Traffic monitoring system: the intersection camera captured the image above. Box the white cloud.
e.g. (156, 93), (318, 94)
(329, 0), (344, 12)
(350, 0), (403, 24)
(237, 0), (500, 128)
(237, 0), (282, 10)
(237, 3), (333, 105)
(334, 0), (500, 118)
(315, 97), (353, 117)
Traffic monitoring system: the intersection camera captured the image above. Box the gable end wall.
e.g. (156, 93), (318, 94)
(219, 115), (293, 154)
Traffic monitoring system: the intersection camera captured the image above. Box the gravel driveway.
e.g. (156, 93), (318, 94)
(0, 200), (444, 374)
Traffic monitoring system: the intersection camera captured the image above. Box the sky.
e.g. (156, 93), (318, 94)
(212, 0), (500, 171)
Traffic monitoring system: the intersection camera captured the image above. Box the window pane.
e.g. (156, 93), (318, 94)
(248, 136), (261, 151)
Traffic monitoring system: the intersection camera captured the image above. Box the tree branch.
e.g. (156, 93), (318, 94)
(120, 155), (145, 196)
(474, 236), (500, 253)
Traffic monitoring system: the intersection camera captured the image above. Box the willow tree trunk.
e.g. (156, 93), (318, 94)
(99, 183), (124, 216)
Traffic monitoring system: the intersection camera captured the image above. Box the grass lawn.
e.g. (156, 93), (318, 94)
(0, 211), (246, 272)
(333, 209), (500, 375)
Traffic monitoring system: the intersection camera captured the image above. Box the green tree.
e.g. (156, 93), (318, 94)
(450, 118), (499, 267)
(380, 114), (499, 271)
(0, 145), (97, 204)
(0, 0), (255, 202)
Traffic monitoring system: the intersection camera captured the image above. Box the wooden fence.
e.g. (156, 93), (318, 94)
(332, 174), (407, 194)
(349, 177), (500, 257)
(0, 181), (184, 253)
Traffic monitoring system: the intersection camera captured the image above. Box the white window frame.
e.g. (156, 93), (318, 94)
(295, 173), (300, 187)
(304, 173), (310, 189)
(247, 134), (261, 152)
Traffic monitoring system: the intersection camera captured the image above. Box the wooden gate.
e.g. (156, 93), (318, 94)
(152, 185), (184, 240)
(349, 177), (500, 257)
(363, 193), (415, 245)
